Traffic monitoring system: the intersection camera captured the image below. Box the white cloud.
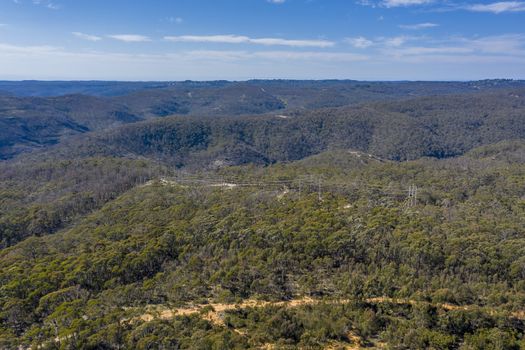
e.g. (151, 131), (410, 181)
(108, 34), (151, 42)
(1, 40), (524, 80)
(358, 0), (436, 9)
(345, 36), (374, 48)
(384, 36), (408, 47)
(165, 35), (248, 44)
(0, 43), (370, 80)
(459, 34), (525, 55)
(164, 34), (335, 48)
(165, 16), (183, 24)
(250, 38), (334, 47)
(467, 1), (525, 13)
(360, 0), (525, 13)
(0, 43), (61, 56)
(382, 0), (434, 7)
(32, 0), (59, 9)
(72, 32), (102, 42)
(399, 22), (439, 30)
(380, 34), (525, 61)
(356, 0), (377, 7)
(386, 46), (473, 56)
(186, 50), (367, 62)
(346, 35), (418, 49)
(0, 42), (365, 64)
(268, 0), (286, 3)
(253, 51), (367, 61)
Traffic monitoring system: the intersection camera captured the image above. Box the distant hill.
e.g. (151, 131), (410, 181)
(19, 88), (523, 168)
(0, 94), (138, 159)
(0, 88), (286, 160)
(0, 81), (177, 97)
(2, 80), (525, 160)
(1, 79), (524, 97)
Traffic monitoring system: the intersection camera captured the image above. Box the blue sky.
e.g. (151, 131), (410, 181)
(0, 0), (524, 80)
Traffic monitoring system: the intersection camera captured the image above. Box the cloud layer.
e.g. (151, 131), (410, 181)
(108, 34), (151, 42)
(382, 0), (434, 8)
(399, 23), (439, 30)
(164, 35), (334, 48)
(1, 38), (523, 80)
(467, 1), (525, 14)
(72, 32), (102, 42)
(359, 0), (525, 13)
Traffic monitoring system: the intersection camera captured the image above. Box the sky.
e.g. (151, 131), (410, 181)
(0, 0), (524, 81)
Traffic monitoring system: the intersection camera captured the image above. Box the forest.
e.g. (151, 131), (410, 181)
(1, 80), (525, 349)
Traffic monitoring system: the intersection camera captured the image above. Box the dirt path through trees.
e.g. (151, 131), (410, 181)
(133, 296), (524, 349)
(138, 296), (525, 323)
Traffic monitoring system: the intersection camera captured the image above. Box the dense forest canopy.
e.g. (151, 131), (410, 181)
(1, 80), (525, 349)
(1, 80), (525, 161)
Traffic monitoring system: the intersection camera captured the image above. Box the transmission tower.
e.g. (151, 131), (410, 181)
(406, 184), (418, 208)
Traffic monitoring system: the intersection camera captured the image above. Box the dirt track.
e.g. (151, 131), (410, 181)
(133, 296), (524, 350)
(139, 296), (524, 323)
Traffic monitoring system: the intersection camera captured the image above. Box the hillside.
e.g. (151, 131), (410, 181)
(0, 95), (138, 160)
(2, 80), (525, 160)
(0, 157), (170, 248)
(18, 88), (524, 168)
(4, 0), (525, 345)
(1, 80), (525, 349)
(1, 142), (524, 349)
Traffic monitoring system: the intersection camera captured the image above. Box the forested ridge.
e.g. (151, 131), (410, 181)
(2, 80), (525, 160)
(1, 81), (525, 349)
(10, 88), (525, 170)
(1, 140), (525, 349)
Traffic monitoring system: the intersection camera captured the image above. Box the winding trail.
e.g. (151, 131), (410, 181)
(138, 296), (525, 323)
(35, 297), (524, 350)
(139, 297), (320, 323)
(133, 296), (524, 349)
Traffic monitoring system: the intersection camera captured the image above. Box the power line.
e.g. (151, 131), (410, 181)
(156, 175), (420, 205)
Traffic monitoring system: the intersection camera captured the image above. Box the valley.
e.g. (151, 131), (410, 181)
(0, 81), (524, 349)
